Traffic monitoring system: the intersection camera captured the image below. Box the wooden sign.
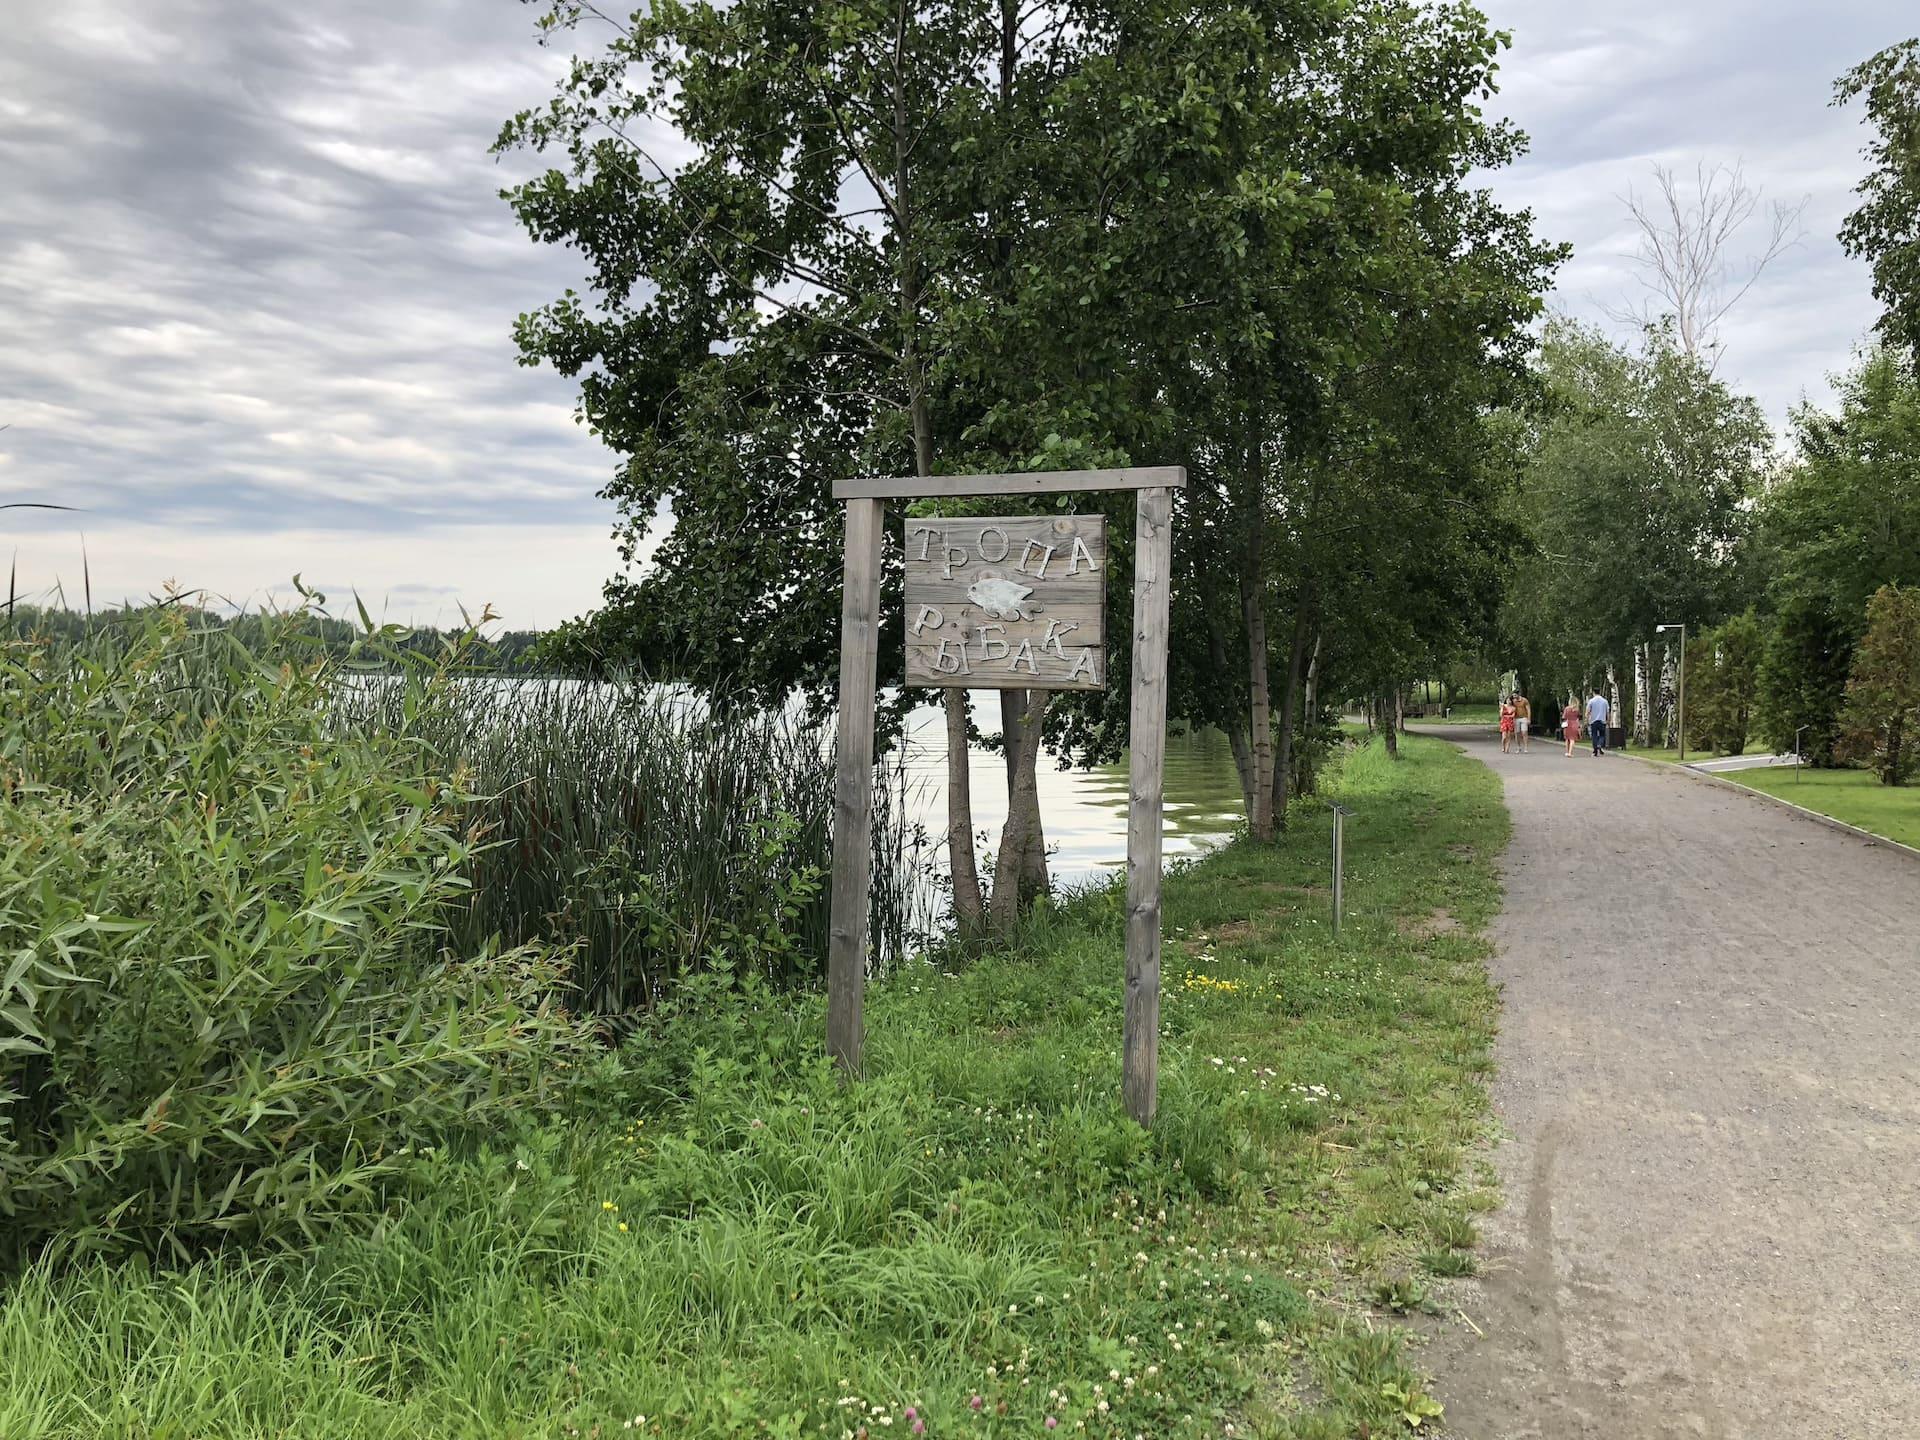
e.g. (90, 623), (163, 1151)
(903, 516), (1106, 690)
(824, 467), (1183, 1128)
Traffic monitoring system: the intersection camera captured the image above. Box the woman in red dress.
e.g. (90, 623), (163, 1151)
(1562, 697), (1582, 756)
(1499, 697), (1516, 753)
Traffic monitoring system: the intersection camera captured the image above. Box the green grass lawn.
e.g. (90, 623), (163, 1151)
(1412, 703), (1498, 725)
(0, 736), (1506, 1440)
(1717, 766), (1920, 849)
(1627, 740), (1770, 765)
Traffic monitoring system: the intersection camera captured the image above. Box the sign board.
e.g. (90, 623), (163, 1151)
(824, 467), (1183, 1127)
(903, 516), (1106, 689)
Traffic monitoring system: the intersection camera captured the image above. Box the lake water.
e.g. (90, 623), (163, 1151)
(896, 692), (1247, 889)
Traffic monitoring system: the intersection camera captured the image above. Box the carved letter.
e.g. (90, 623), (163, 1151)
(1067, 647), (1099, 684)
(1018, 539), (1057, 578)
(910, 603), (945, 637)
(1011, 639), (1038, 675)
(1041, 618), (1081, 658)
(1067, 534), (1098, 575)
(912, 525), (934, 562)
(941, 544), (969, 579)
(976, 623), (1010, 662)
(934, 638), (970, 675)
(977, 525), (1010, 563)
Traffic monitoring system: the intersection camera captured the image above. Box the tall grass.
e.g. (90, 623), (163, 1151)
(0, 607), (588, 1262)
(340, 676), (939, 1017)
(0, 735), (1510, 1438)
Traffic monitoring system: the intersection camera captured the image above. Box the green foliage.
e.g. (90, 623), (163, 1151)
(496, 0), (1560, 845)
(1756, 593), (1854, 764)
(1503, 319), (1770, 701)
(0, 737), (1506, 1437)
(1836, 39), (1920, 356)
(0, 610), (589, 1264)
(1722, 765), (1920, 848)
(1837, 583), (1920, 784)
(1684, 612), (1763, 756)
(1760, 347), (1920, 622)
(337, 679), (935, 1018)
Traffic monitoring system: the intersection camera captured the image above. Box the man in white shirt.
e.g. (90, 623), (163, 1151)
(1585, 689), (1611, 756)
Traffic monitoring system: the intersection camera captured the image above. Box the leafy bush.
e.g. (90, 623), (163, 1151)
(0, 610), (587, 1263)
(1683, 612), (1762, 755)
(1838, 583), (1920, 784)
(1757, 593), (1855, 764)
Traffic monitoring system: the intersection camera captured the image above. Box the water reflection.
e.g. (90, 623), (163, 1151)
(896, 691), (1246, 888)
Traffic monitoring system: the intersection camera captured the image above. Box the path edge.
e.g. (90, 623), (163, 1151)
(1618, 750), (1920, 862)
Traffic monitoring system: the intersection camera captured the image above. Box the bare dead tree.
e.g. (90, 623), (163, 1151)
(1609, 161), (1807, 369)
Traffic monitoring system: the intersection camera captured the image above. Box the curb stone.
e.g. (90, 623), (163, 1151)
(1616, 748), (1920, 863)
(1407, 723), (1920, 864)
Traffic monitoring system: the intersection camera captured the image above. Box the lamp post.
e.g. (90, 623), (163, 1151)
(1657, 623), (1687, 762)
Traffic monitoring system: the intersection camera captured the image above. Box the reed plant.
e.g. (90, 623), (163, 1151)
(338, 675), (937, 1019)
(0, 606), (587, 1263)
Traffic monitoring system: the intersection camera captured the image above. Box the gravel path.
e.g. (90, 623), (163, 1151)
(1419, 730), (1920, 1439)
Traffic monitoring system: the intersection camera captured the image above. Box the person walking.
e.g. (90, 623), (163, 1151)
(1585, 687), (1611, 757)
(1499, 695), (1516, 754)
(1512, 690), (1533, 753)
(1562, 695), (1582, 757)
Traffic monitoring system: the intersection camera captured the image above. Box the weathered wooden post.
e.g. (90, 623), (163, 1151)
(826, 467), (1183, 1124)
(1123, 483), (1173, 1126)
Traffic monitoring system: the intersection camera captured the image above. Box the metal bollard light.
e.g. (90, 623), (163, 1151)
(1328, 802), (1354, 937)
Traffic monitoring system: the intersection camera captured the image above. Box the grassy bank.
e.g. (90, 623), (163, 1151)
(1629, 746), (1920, 849)
(0, 735), (1506, 1439)
(1410, 703), (1497, 726)
(1708, 766), (1920, 849)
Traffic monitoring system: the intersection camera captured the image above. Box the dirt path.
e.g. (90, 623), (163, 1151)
(1419, 729), (1920, 1439)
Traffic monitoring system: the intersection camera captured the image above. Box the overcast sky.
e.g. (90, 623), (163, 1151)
(1, 3), (1911, 627)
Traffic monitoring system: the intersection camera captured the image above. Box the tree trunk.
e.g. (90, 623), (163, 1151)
(1657, 642), (1678, 747)
(1295, 631), (1323, 797)
(1000, 689), (1050, 908)
(1618, 652), (1636, 748)
(1379, 690), (1400, 758)
(889, 18), (987, 933)
(1268, 608), (1310, 832)
(943, 691), (984, 932)
(1245, 577), (1273, 839)
(989, 694), (1050, 932)
(1633, 643), (1654, 747)
(1209, 616), (1258, 818)
(1241, 443), (1274, 840)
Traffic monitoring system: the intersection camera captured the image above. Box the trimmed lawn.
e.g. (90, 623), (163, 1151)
(1719, 766), (1920, 850)
(0, 737), (1507, 1439)
(1414, 703), (1498, 726)
(1628, 741), (1770, 765)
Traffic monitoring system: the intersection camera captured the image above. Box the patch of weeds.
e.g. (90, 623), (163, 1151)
(1419, 1249), (1477, 1278)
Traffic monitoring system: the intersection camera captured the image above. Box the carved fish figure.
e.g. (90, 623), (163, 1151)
(966, 575), (1038, 621)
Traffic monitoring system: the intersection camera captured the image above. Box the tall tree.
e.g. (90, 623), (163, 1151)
(498, 0), (1170, 932)
(1836, 38), (1920, 356)
(1610, 161), (1805, 369)
(1502, 320), (1769, 730)
(1752, 346), (1920, 759)
(1837, 583), (1920, 784)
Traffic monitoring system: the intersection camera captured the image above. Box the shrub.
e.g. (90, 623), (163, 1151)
(1837, 583), (1920, 784)
(0, 609), (587, 1263)
(1683, 612), (1762, 755)
(1757, 594), (1855, 764)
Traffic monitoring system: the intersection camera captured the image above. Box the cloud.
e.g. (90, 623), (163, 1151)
(1, 0), (1906, 627)
(0, 0), (623, 622)
(1476, 0), (1905, 426)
